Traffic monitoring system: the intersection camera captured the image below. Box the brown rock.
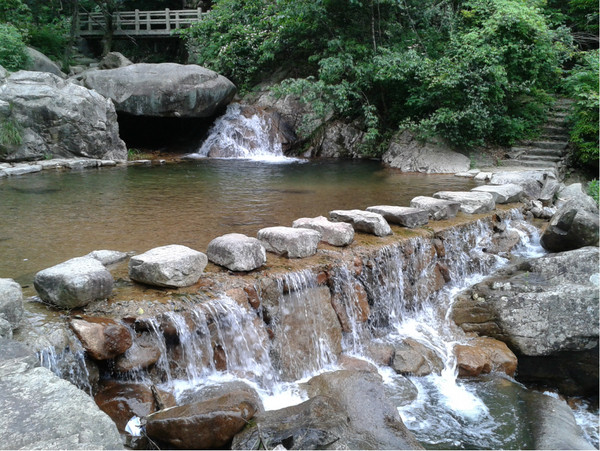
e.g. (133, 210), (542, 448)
(145, 391), (260, 449)
(454, 337), (517, 377)
(364, 342), (395, 366)
(433, 238), (446, 258)
(94, 381), (175, 432)
(331, 281), (370, 333)
(316, 271), (329, 286)
(225, 288), (251, 310)
(243, 285), (261, 310)
(70, 316), (133, 361)
(114, 343), (161, 373)
(353, 257), (363, 276)
(338, 355), (378, 373)
(436, 262), (452, 283)
(392, 338), (444, 376)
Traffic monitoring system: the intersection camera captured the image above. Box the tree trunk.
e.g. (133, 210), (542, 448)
(63, 0), (79, 71)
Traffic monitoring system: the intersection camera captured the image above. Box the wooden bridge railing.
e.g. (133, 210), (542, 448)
(77, 8), (206, 37)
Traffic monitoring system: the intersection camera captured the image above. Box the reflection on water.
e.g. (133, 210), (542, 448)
(0, 159), (477, 285)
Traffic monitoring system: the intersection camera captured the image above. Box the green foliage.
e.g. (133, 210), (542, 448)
(0, 23), (29, 70)
(588, 179), (599, 205)
(0, 0), (32, 31)
(563, 50), (599, 167)
(28, 20), (69, 61)
(0, 117), (23, 149)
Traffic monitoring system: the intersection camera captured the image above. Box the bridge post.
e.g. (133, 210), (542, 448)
(135, 9), (140, 33)
(165, 8), (171, 32)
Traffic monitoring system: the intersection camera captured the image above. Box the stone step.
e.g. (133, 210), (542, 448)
(503, 159), (558, 169)
(546, 117), (568, 127)
(510, 147), (565, 156)
(539, 133), (570, 141)
(518, 154), (562, 162)
(528, 141), (568, 150)
(541, 126), (570, 136)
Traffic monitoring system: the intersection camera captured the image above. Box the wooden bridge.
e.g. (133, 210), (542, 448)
(77, 8), (207, 37)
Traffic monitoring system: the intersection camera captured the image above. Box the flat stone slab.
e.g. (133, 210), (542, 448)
(409, 196), (460, 220)
(3, 165), (42, 176)
(85, 249), (129, 266)
(257, 227), (321, 258)
(129, 244), (208, 288)
(207, 233), (266, 271)
(329, 210), (392, 237)
(292, 216), (354, 246)
(433, 191), (495, 214)
(471, 184), (524, 204)
(366, 206), (429, 228)
(33, 257), (114, 309)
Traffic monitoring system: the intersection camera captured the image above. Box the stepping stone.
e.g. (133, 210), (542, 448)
(34, 257), (114, 309)
(292, 216), (354, 247)
(471, 184), (523, 204)
(129, 245), (207, 288)
(329, 210), (392, 237)
(409, 196), (460, 220)
(474, 172), (492, 181)
(433, 191), (495, 214)
(366, 206), (429, 228)
(3, 165), (42, 176)
(257, 226), (321, 258)
(207, 233), (266, 271)
(85, 249), (129, 266)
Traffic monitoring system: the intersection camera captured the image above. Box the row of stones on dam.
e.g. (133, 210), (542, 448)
(29, 183), (526, 310)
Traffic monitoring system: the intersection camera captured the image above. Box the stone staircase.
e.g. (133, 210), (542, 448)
(500, 98), (573, 173)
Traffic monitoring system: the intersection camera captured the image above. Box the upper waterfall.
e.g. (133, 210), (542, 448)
(187, 103), (299, 162)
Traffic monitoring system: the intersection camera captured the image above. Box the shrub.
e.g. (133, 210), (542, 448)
(28, 21), (68, 61)
(0, 23), (29, 71)
(588, 179), (599, 204)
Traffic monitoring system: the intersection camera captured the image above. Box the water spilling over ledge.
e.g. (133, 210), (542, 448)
(11, 207), (596, 449)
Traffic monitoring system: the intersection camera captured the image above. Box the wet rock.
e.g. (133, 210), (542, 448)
(176, 380), (262, 409)
(454, 337), (517, 377)
(274, 286), (342, 380)
(392, 338), (444, 376)
(366, 205), (429, 228)
(337, 354), (378, 372)
(70, 316), (133, 361)
(85, 249), (129, 266)
(257, 226), (321, 258)
(331, 281), (370, 333)
(82, 63), (236, 118)
(488, 229), (521, 255)
(0, 353), (123, 449)
(452, 247), (599, 357)
(34, 256), (114, 309)
(433, 191), (495, 214)
(540, 200), (599, 252)
(471, 183), (524, 204)
(207, 233), (266, 271)
(232, 396), (352, 450)
(145, 390), (261, 449)
(382, 130), (470, 173)
(98, 52), (133, 70)
(114, 341), (161, 373)
(364, 341), (395, 366)
(329, 209), (392, 237)
(94, 381), (175, 432)
(305, 370), (423, 449)
(0, 279), (23, 336)
(292, 215), (354, 246)
(128, 245), (208, 288)
(410, 196), (460, 220)
(0, 71), (126, 162)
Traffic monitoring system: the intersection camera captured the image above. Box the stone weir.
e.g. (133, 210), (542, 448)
(7, 204), (598, 450)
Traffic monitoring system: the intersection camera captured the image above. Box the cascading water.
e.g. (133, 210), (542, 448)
(186, 103), (298, 162)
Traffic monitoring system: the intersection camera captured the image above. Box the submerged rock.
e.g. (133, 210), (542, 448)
(382, 130), (470, 173)
(33, 257), (114, 309)
(82, 63), (236, 118)
(0, 71), (126, 162)
(410, 196), (460, 220)
(366, 205), (429, 228)
(433, 191), (495, 214)
(292, 215), (355, 246)
(305, 370), (423, 449)
(207, 233), (266, 271)
(329, 209), (392, 237)
(258, 226), (321, 258)
(145, 390), (261, 449)
(128, 245), (208, 288)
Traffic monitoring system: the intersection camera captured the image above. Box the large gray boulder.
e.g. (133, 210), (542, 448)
(25, 47), (66, 78)
(555, 183), (599, 213)
(452, 247), (599, 356)
(410, 196), (460, 220)
(366, 205), (429, 228)
(292, 215), (354, 246)
(433, 191), (495, 214)
(34, 257), (114, 309)
(471, 184), (524, 204)
(489, 170), (556, 200)
(128, 245), (208, 288)
(98, 52), (132, 70)
(257, 226), (321, 258)
(0, 352), (123, 449)
(329, 209), (392, 236)
(382, 130), (470, 173)
(0, 71), (126, 162)
(82, 63), (236, 117)
(541, 200), (599, 252)
(0, 279), (23, 337)
(207, 233), (266, 272)
(305, 370), (423, 449)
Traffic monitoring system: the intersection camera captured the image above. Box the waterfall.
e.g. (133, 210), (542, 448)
(187, 103), (297, 162)
(38, 342), (93, 395)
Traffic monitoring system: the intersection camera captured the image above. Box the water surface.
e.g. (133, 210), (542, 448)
(0, 159), (477, 284)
